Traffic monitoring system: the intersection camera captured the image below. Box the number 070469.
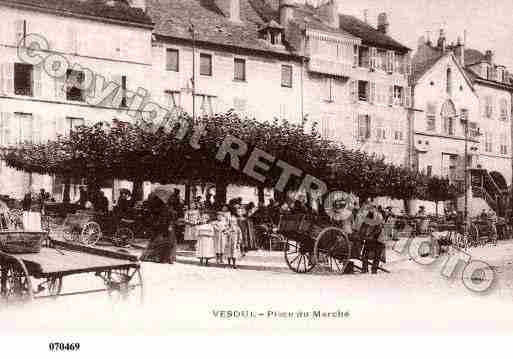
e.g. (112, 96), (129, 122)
(48, 343), (80, 351)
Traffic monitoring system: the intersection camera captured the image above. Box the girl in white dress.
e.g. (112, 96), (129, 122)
(195, 214), (216, 266)
(225, 217), (242, 269)
(213, 211), (229, 264)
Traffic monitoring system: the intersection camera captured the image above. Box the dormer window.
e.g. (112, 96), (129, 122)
(258, 20), (284, 46)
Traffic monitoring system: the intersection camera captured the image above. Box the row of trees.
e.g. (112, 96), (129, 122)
(2, 112), (459, 208)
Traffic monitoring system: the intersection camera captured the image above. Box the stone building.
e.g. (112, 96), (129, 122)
(0, 0), (153, 203)
(411, 30), (513, 215)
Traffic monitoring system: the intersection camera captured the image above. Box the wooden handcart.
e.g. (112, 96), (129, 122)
(0, 237), (143, 305)
(278, 214), (387, 274)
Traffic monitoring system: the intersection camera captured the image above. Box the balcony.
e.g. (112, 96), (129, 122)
(308, 57), (356, 78)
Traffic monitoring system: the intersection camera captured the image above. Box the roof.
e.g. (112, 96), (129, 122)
(0, 0), (152, 25)
(338, 14), (410, 53)
(411, 54), (443, 83)
(147, 0), (409, 57)
(147, 0), (298, 57)
(464, 48), (485, 65)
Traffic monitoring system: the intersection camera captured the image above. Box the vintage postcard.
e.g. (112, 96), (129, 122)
(0, 0), (512, 354)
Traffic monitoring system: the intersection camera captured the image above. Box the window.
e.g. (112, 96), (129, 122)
(426, 102), (436, 131)
(281, 65), (292, 88)
(485, 132), (493, 152)
(121, 75), (127, 108)
(375, 117), (386, 141)
(194, 94), (216, 117)
(234, 58), (246, 81)
(166, 49), (179, 72)
(200, 53), (212, 76)
(393, 86), (403, 105)
(15, 112), (33, 143)
(352, 45), (359, 67)
(66, 69), (85, 102)
(165, 90), (181, 110)
(358, 80), (369, 101)
(358, 46), (369, 68)
(500, 99), (508, 121)
(484, 96), (493, 118)
(14, 63), (33, 96)
(66, 117), (85, 136)
(394, 130), (404, 142)
(323, 77), (334, 102)
(446, 68), (452, 95)
(500, 133), (508, 155)
(357, 114), (371, 140)
(443, 116), (455, 136)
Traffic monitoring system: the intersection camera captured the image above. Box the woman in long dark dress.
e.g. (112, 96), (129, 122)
(140, 194), (173, 263)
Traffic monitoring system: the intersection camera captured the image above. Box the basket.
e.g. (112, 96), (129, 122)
(0, 231), (45, 254)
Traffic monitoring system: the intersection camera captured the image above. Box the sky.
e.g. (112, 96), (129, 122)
(321, 0), (513, 69)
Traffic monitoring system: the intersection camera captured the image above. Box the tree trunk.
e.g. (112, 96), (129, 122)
(185, 182), (191, 207)
(257, 186), (265, 208)
(215, 180), (227, 207)
(63, 178), (71, 203)
(132, 179), (144, 202)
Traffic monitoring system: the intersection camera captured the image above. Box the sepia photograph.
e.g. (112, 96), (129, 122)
(0, 0), (512, 354)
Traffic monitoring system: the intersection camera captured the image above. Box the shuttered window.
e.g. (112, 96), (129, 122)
(281, 65), (292, 88)
(166, 49), (179, 72)
(234, 58), (246, 81)
(200, 53), (212, 76)
(426, 102), (436, 131)
(357, 114), (371, 140)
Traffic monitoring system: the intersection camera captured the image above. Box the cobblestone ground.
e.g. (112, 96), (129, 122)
(1, 238), (512, 333)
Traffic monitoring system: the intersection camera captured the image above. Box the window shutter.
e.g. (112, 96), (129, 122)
(0, 63), (5, 95)
(369, 47), (375, 69)
(4, 63), (14, 95)
(14, 19), (24, 46)
(404, 86), (411, 108)
(349, 80), (356, 103)
(388, 85), (394, 106)
(389, 51), (395, 73)
(54, 75), (66, 100)
(33, 65), (42, 98)
(2, 112), (12, 146)
(353, 112), (359, 142)
(353, 45), (358, 67)
(370, 82), (376, 103)
(31, 115), (39, 144)
(67, 26), (77, 53)
(365, 115), (371, 139)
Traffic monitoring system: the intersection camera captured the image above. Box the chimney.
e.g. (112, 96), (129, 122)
(417, 35), (426, 50)
(485, 49), (494, 64)
(326, 0), (340, 28)
(279, 0), (295, 27)
(437, 28), (446, 52)
(460, 30), (466, 66)
(377, 12), (389, 34)
(217, 0), (242, 22)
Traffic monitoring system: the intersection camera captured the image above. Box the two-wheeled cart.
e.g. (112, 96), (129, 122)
(0, 237), (143, 305)
(279, 214), (388, 274)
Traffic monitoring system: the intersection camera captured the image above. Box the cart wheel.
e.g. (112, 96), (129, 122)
(81, 222), (102, 246)
(283, 237), (315, 273)
(47, 276), (63, 298)
(113, 227), (135, 247)
(313, 227), (351, 274)
(0, 255), (33, 304)
(102, 267), (144, 305)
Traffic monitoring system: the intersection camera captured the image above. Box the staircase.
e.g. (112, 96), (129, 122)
(470, 169), (507, 216)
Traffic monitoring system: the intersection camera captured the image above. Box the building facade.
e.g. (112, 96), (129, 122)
(0, 0), (153, 202)
(411, 31), (513, 215)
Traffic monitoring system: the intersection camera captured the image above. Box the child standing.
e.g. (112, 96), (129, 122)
(225, 217), (242, 269)
(213, 211), (228, 264)
(195, 214), (216, 266)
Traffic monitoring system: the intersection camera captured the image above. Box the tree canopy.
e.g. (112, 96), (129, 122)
(2, 112), (458, 203)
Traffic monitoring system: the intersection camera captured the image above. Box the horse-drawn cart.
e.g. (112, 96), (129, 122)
(0, 237), (143, 305)
(278, 214), (386, 274)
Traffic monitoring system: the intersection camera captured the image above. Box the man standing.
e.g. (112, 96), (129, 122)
(359, 207), (385, 274)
